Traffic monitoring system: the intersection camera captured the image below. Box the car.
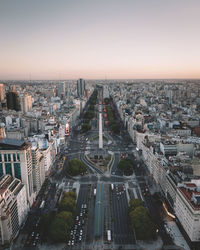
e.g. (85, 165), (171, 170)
(68, 241), (71, 246)
(79, 236), (82, 241)
(80, 212), (83, 217)
(80, 230), (83, 235)
(31, 232), (35, 237)
(71, 240), (74, 245)
(33, 241), (36, 246)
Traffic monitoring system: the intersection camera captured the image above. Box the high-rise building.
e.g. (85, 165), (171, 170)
(20, 94), (32, 113)
(6, 92), (21, 111)
(0, 84), (5, 102)
(31, 146), (45, 194)
(0, 174), (28, 245)
(0, 138), (34, 206)
(57, 82), (66, 98)
(77, 78), (85, 98)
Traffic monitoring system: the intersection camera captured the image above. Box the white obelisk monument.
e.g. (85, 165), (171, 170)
(99, 104), (103, 149)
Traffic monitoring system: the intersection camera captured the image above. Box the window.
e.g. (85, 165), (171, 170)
(17, 153), (20, 161)
(5, 163), (12, 175)
(0, 163), (3, 177)
(8, 154), (11, 162)
(14, 163), (21, 180)
(0, 154), (2, 162)
(28, 175), (32, 196)
(4, 154), (7, 162)
(13, 154), (16, 162)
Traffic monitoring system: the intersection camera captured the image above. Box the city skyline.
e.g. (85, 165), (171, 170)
(0, 0), (200, 80)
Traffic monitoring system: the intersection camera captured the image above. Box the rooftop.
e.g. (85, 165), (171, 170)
(0, 138), (28, 150)
(178, 184), (200, 210)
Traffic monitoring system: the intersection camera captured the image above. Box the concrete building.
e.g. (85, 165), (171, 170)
(175, 182), (200, 243)
(57, 82), (66, 98)
(31, 146), (45, 195)
(0, 175), (28, 245)
(0, 139), (34, 207)
(0, 84), (5, 102)
(40, 146), (51, 175)
(20, 94), (32, 113)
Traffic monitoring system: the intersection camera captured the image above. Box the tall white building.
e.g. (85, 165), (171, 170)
(0, 175), (28, 245)
(40, 146), (51, 175)
(175, 182), (200, 242)
(0, 139), (35, 206)
(0, 84), (5, 102)
(31, 146), (45, 195)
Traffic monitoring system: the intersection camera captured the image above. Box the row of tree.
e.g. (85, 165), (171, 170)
(81, 90), (98, 133)
(104, 98), (120, 134)
(66, 158), (87, 176)
(40, 191), (77, 243)
(128, 199), (157, 240)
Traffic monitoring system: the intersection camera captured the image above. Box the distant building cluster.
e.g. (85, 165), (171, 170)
(110, 80), (200, 244)
(0, 79), (93, 245)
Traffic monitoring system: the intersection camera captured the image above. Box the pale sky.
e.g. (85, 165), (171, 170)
(0, 0), (200, 80)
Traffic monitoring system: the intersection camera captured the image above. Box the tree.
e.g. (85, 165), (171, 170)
(67, 159), (87, 176)
(48, 217), (68, 242)
(56, 211), (73, 232)
(117, 159), (134, 175)
(129, 206), (157, 240)
(128, 199), (143, 213)
(58, 196), (76, 214)
(81, 123), (91, 133)
(63, 190), (77, 200)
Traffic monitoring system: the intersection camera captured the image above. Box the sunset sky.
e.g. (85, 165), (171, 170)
(0, 0), (200, 80)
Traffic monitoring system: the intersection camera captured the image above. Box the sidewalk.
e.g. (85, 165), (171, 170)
(137, 236), (163, 250)
(165, 221), (190, 250)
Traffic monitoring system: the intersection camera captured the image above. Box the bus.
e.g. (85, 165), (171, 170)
(107, 230), (111, 243)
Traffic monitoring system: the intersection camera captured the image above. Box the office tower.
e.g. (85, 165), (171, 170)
(20, 94), (32, 113)
(57, 82), (66, 98)
(31, 146), (45, 194)
(0, 84), (5, 102)
(0, 175), (28, 245)
(0, 138), (34, 206)
(6, 92), (21, 111)
(77, 78), (85, 98)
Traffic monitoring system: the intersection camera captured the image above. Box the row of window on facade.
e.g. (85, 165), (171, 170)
(0, 153), (20, 162)
(0, 163), (21, 180)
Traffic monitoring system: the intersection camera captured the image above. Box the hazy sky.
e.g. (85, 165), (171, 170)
(0, 0), (200, 80)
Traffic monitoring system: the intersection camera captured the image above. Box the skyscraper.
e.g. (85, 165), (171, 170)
(57, 82), (66, 98)
(20, 94), (32, 113)
(77, 78), (85, 98)
(6, 92), (21, 111)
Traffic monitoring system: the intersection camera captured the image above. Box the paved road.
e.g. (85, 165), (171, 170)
(111, 184), (135, 245)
